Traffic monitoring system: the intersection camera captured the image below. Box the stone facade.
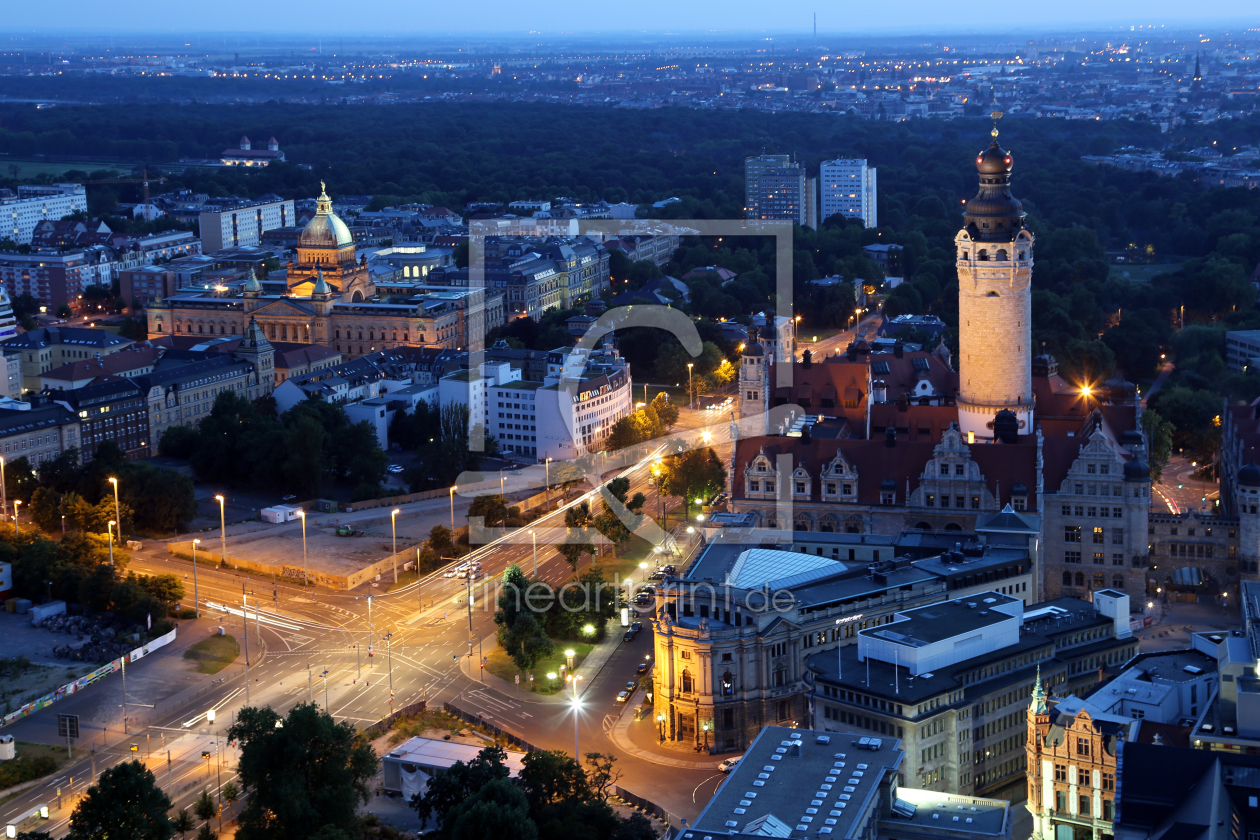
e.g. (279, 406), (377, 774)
(955, 228), (1034, 439)
(1041, 429), (1152, 600)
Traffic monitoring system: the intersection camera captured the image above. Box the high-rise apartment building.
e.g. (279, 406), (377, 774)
(820, 158), (878, 228)
(745, 155), (815, 227)
(199, 198), (296, 253)
(1, 185), (89, 245)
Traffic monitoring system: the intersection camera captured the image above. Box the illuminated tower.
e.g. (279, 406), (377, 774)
(738, 326), (770, 435)
(956, 116), (1034, 440)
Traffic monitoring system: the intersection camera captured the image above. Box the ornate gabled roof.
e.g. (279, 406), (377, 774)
(243, 316), (271, 350)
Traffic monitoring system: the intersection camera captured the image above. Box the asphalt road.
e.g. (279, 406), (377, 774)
(0, 410), (735, 836)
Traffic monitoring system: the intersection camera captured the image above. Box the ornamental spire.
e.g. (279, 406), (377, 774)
(1031, 663), (1047, 714)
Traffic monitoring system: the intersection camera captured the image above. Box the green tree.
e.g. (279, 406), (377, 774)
(193, 789), (218, 827)
(468, 494), (508, 527)
(1141, 408), (1175, 483)
(227, 704), (377, 840)
(649, 392), (679, 429)
(428, 524), (454, 556)
(173, 810), (195, 840)
(518, 750), (594, 814)
(560, 501), (596, 573)
(67, 760), (173, 840)
(593, 477), (646, 556)
(221, 781), (240, 822)
(658, 447), (727, 519)
(412, 744), (510, 824)
(445, 778), (537, 840)
(29, 486), (63, 531)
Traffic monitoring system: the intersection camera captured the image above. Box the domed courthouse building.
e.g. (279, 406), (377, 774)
(146, 185), (470, 357)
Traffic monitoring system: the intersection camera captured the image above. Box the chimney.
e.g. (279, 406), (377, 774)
(885, 426), (896, 448)
(802, 348), (812, 369)
(894, 341), (904, 359)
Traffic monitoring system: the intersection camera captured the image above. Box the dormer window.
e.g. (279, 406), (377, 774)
(881, 492), (895, 505)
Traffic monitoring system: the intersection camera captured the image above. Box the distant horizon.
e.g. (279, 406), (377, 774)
(0, 1), (1257, 43)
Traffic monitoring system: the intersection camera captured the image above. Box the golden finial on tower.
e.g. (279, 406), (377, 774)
(320, 179), (327, 195)
(989, 99), (1004, 139)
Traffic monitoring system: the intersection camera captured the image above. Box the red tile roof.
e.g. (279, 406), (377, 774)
(733, 432), (1040, 510)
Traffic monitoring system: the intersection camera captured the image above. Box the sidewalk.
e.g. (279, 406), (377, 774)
(462, 629), (623, 704)
(608, 691), (720, 770)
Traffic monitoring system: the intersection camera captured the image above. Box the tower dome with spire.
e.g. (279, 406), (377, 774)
(955, 107), (1035, 441)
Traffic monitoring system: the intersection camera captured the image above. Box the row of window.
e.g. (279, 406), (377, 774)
(1064, 526), (1124, 544)
(1063, 551), (1126, 565)
(1061, 505), (1125, 518)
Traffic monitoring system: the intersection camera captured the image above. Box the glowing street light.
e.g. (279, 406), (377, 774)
(390, 508), (400, 584)
(215, 495), (227, 567)
(107, 520), (116, 566)
(191, 538), (201, 618)
(107, 477), (120, 542)
(686, 362), (694, 409)
(298, 509), (309, 586)
(449, 486), (457, 532)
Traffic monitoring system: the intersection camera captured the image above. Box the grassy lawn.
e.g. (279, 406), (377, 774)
(0, 742), (72, 805)
(591, 535), (663, 584)
(387, 568), (421, 592)
(183, 634), (240, 674)
(485, 640), (594, 695)
(1110, 263), (1182, 283)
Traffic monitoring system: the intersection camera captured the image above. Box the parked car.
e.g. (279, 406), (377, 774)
(631, 621), (642, 634)
(635, 593), (652, 606)
(636, 662), (649, 674)
(623, 630), (635, 642)
(719, 757), (743, 774)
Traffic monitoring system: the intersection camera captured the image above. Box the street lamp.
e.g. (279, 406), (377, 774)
(390, 508), (400, 584)
(386, 632), (394, 709)
(215, 495), (227, 567)
(449, 486), (456, 533)
(107, 520), (115, 566)
(702, 720), (711, 752)
(298, 509), (308, 586)
(12, 499), (20, 537)
(568, 674), (584, 759)
(0, 455), (6, 520)
(545, 458), (552, 509)
(565, 649), (576, 671)
(108, 477), (120, 542)
(687, 362), (694, 409)
(530, 529), (538, 577)
(191, 538), (201, 618)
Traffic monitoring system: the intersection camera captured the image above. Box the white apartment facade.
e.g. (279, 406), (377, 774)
(820, 158), (878, 228)
(536, 349), (633, 463)
(199, 199), (296, 252)
(2, 185), (89, 245)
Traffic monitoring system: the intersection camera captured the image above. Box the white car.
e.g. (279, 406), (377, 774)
(718, 757), (742, 774)
(616, 690), (630, 703)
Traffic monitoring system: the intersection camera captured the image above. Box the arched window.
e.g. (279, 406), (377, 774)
(996, 249), (1009, 261)
(681, 669), (693, 694)
(945, 523), (963, 531)
(978, 249), (989, 261)
(721, 671), (734, 696)
(1075, 572), (1085, 587)
(1062, 571), (1073, 586)
(915, 522), (932, 531)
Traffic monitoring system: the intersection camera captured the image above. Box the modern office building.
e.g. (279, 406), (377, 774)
(687, 725), (1011, 840)
(1, 185), (88, 245)
(199, 197), (296, 252)
(820, 159), (878, 228)
(745, 155), (815, 227)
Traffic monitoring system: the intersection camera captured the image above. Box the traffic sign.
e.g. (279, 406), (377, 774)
(57, 714), (79, 739)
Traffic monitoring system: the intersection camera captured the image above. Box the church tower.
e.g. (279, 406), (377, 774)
(956, 118), (1035, 440)
(738, 326), (770, 435)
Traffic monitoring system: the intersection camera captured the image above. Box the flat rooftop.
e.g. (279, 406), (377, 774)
(690, 726), (901, 839)
(384, 736), (526, 776)
(863, 593), (1021, 648)
(888, 788), (1009, 837)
